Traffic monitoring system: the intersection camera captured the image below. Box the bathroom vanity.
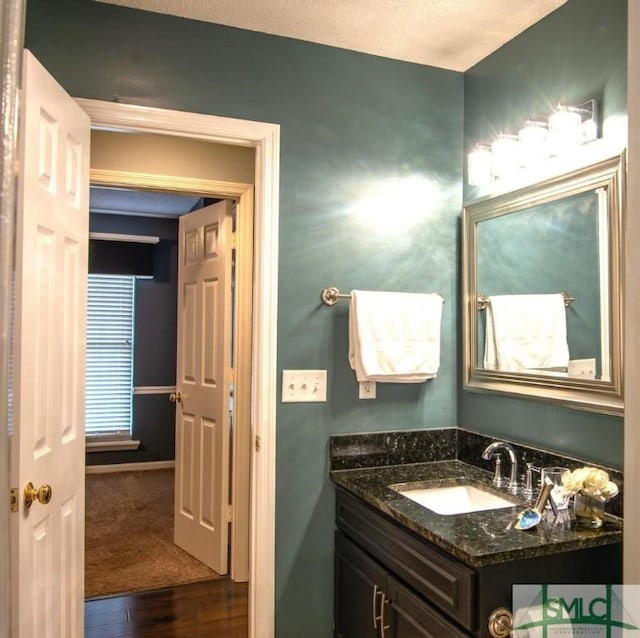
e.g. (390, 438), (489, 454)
(331, 459), (622, 638)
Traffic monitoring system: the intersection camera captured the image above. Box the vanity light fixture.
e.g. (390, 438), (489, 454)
(467, 98), (600, 187)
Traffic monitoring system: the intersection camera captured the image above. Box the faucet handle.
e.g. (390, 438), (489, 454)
(522, 463), (540, 500)
(490, 454), (508, 488)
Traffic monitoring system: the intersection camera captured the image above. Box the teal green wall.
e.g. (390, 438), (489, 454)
(461, 0), (627, 468)
(24, 2), (463, 635)
(25, 0), (628, 634)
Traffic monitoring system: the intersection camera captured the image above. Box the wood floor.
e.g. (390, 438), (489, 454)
(85, 579), (248, 637)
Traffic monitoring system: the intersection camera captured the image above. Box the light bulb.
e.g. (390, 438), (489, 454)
(467, 145), (492, 187)
(548, 106), (582, 156)
(491, 135), (519, 180)
(582, 118), (598, 143)
(518, 121), (548, 168)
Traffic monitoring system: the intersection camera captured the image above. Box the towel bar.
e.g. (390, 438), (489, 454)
(477, 291), (574, 311)
(320, 287), (351, 306)
(321, 286), (444, 307)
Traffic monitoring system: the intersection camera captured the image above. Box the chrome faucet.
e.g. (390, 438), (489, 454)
(482, 441), (521, 495)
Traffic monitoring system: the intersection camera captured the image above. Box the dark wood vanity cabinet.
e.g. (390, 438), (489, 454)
(334, 488), (622, 638)
(335, 530), (469, 638)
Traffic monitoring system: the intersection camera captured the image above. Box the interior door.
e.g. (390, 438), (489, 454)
(10, 50), (90, 637)
(174, 200), (233, 574)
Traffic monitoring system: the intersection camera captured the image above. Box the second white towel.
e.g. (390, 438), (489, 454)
(484, 293), (570, 372)
(349, 290), (443, 383)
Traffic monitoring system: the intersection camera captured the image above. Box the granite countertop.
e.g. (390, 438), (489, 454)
(331, 459), (622, 568)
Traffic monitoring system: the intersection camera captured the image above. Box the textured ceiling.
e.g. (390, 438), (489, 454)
(95, 0), (568, 71)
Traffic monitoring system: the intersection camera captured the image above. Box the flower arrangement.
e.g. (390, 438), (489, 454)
(560, 466), (618, 502)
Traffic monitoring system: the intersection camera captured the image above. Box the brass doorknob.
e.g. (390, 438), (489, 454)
(23, 482), (52, 509)
(169, 391), (182, 403)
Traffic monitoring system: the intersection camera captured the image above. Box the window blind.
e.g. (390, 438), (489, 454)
(85, 274), (135, 439)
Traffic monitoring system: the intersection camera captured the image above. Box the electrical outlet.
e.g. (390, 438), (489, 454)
(568, 358), (596, 379)
(281, 370), (327, 402)
(359, 380), (376, 399)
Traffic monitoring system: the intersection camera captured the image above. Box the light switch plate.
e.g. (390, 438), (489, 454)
(359, 380), (376, 399)
(281, 370), (327, 402)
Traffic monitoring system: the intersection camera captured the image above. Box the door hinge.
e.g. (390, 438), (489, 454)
(227, 367), (235, 384)
(255, 434), (261, 452)
(226, 504), (233, 523)
(10, 488), (18, 513)
(232, 231), (237, 250)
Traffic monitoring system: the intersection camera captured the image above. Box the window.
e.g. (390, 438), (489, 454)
(85, 274), (135, 441)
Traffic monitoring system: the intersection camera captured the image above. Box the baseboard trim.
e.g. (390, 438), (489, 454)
(85, 460), (175, 474)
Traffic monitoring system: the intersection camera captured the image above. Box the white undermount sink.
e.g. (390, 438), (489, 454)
(393, 483), (517, 516)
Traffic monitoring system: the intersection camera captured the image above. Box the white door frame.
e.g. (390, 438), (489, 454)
(625, 0), (640, 585)
(77, 98), (279, 638)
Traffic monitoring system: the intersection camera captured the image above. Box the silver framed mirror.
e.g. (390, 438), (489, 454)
(462, 151), (625, 415)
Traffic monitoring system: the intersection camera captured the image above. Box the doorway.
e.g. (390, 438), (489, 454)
(79, 100), (279, 638)
(88, 163), (253, 575)
(84, 186), (241, 597)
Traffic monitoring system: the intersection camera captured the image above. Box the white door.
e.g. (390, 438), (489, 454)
(10, 51), (90, 637)
(174, 201), (233, 574)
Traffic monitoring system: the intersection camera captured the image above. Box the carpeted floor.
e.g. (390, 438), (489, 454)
(85, 468), (220, 598)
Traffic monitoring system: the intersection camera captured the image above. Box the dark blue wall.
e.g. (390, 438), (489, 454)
(461, 0), (626, 470)
(86, 213), (178, 466)
(25, 2), (464, 635)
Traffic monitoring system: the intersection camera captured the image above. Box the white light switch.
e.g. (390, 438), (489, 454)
(281, 370), (327, 402)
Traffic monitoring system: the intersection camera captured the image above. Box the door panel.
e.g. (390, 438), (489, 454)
(334, 532), (385, 638)
(174, 201), (233, 575)
(386, 575), (469, 638)
(11, 50), (89, 638)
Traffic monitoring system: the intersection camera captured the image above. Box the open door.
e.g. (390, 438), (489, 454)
(10, 50), (90, 637)
(174, 200), (234, 575)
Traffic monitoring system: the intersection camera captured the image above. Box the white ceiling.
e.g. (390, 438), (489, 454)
(96, 0), (568, 72)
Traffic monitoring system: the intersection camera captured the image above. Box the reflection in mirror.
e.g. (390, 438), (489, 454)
(476, 188), (608, 380)
(462, 152), (625, 415)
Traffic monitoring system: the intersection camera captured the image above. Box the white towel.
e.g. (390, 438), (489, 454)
(348, 290), (443, 383)
(483, 294), (569, 372)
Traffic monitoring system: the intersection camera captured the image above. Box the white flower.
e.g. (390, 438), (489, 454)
(560, 466), (618, 502)
(586, 468), (609, 491)
(601, 480), (619, 500)
(561, 467), (588, 494)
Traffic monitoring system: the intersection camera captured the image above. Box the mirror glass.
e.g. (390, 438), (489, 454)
(462, 152), (625, 415)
